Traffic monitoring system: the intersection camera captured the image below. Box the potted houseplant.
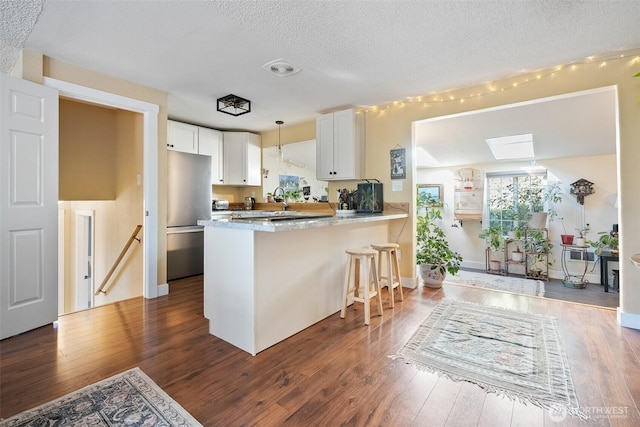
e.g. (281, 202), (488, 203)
(416, 205), (462, 288)
(575, 223), (590, 247)
(588, 231), (619, 255)
(525, 228), (552, 279)
(479, 225), (503, 272)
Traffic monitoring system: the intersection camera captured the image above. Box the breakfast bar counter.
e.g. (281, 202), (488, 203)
(198, 211), (407, 355)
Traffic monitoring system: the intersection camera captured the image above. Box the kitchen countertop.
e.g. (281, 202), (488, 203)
(198, 211), (408, 232)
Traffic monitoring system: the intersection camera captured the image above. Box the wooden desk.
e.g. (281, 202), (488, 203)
(599, 251), (619, 292)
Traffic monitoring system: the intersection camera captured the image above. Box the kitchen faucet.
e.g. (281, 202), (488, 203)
(273, 187), (288, 211)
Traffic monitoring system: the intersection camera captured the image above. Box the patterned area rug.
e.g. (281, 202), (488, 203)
(0, 368), (202, 426)
(444, 270), (545, 296)
(390, 299), (586, 419)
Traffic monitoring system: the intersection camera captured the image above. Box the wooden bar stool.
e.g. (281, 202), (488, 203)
(340, 248), (383, 325)
(371, 243), (404, 307)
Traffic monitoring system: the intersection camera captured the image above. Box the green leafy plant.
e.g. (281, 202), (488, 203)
(479, 226), (503, 252)
(417, 190), (444, 208)
(588, 231), (619, 255)
(524, 229), (553, 276)
(416, 201), (462, 276)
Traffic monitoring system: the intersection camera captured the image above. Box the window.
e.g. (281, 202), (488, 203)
(486, 172), (547, 235)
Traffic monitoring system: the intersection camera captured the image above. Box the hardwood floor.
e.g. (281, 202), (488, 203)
(1, 275), (639, 426)
(461, 268), (620, 309)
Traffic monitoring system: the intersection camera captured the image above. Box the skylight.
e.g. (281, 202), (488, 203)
(486, 133), (535, 160)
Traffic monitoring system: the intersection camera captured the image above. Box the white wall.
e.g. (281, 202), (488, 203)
(417, 154), (618, 282)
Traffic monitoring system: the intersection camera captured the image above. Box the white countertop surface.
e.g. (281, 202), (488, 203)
(198, 211), (408, 232)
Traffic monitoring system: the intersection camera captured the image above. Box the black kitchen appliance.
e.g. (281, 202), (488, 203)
(356, 180), (383, 213)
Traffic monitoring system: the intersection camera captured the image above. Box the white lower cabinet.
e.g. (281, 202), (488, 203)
(223, 132), (261, 186)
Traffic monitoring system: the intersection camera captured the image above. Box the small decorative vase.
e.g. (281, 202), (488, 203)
(575, 237), (586, 247)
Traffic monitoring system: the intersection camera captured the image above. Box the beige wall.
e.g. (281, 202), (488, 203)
(59, 99), (117, 200)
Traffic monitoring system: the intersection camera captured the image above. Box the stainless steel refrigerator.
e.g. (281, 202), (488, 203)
(167, 150), (211, 280)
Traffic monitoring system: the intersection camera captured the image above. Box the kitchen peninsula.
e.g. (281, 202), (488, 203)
(198, 210), (408, 355)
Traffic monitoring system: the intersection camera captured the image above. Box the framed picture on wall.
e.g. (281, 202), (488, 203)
(417, 184), (443, 207)
(390, 148), (406, 179)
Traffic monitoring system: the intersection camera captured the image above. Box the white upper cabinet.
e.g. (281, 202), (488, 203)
(223, 132), (262, 186)
(199, 127), (224, 184)
(316, 108), (364, 180)
(167, 120), (198, 153)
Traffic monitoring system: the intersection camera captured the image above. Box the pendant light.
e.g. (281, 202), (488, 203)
(276, 120), (284, 162)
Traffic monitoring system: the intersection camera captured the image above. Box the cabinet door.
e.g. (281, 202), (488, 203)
(245, 133), (262, 186)
(332, 109), (358, 179)
(223, 132), (245, 185)
(199, 127), (224, 184)
(316, 113), (335, 180)
(167, 120), (198, 153)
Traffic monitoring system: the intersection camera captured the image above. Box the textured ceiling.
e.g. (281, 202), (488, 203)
(0, 0), (44, 73)
(5, 0), (640, 138)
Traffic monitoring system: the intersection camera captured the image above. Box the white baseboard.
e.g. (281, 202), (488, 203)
(157, 283), (169, 297)
(401, 276), (418, 289)
(617, 308), (640, 330)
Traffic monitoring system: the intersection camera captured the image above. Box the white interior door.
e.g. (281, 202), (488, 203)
(0, 73), (59, 339)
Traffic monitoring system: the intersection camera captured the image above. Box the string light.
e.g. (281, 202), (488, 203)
(362, 50), (640, 114)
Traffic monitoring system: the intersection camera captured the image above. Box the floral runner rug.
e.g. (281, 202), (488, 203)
(390, 299), (586, 419)
(0, 367), (202, 427)
(444, 269), (545, 296)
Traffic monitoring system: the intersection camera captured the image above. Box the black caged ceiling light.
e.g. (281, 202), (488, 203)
(216, 94), (251, 116)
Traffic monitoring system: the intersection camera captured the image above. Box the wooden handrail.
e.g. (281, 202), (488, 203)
(95, 225), (143, 295)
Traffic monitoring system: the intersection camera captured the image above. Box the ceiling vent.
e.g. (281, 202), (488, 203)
(263, 58), (301, 77)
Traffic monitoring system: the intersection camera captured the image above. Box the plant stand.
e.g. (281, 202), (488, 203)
(485, 247), (506, 276)
(560, 244), (589, 288)
(505, 237), (525, 276)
